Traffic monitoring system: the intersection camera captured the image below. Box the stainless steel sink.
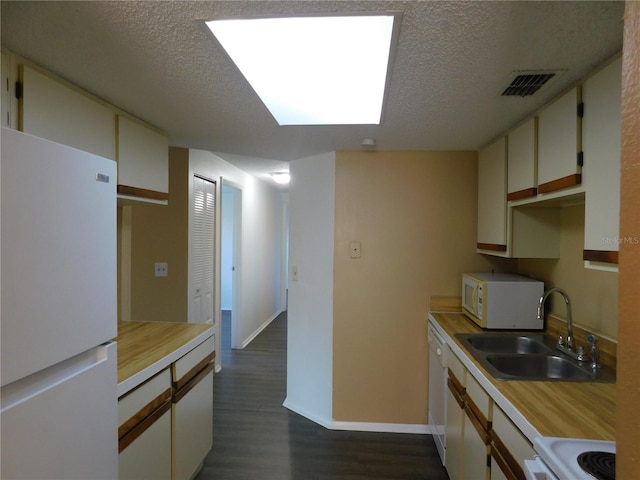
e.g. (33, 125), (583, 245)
(461, 333), (555, 354)
(454, 333), (615, 383)
(485, 354), (594, 381)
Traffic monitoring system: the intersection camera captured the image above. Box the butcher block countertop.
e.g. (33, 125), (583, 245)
(116, 321), (214, 397)
(429, 311), (617, 442)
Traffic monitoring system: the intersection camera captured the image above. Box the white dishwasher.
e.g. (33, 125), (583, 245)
(428, 321), (447, 465)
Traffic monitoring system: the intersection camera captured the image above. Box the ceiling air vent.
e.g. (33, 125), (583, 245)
(501, 71), (557, 97)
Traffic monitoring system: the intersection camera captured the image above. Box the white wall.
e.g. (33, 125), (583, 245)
(284, 152), (335, 426)
(188, 149), (285, 362)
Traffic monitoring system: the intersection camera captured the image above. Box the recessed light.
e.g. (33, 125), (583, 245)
(270, 172), (291, 184)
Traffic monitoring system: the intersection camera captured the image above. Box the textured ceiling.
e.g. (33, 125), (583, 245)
(0, 1), (625, 186)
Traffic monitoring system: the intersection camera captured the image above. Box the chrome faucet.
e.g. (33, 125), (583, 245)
(537, 287), (575, 352)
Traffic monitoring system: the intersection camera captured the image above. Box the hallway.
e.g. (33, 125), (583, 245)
(195, 311), (449, 480)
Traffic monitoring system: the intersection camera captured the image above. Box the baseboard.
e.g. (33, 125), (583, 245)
(329, 420), (431, 434)
(242, 310), (282, 348)
(283, 399), (431, 434)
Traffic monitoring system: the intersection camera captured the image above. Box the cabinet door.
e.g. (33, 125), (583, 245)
(464, 412), (489, 480)
(507, 118), (537, 200)
(445, 371), (465, 480)
(463, 374), (490, 480)
(19, 64), (116, 160)
(490, 405), (534, 480)
(582, 57), (622, 266)
(172, 336), (215, 480)
(477, 137), (508, 253)
(537, 87), (582, 193)
(120, 409), (172, 480)
(172, 368), (214, 480)
(116, 115), (169, 202)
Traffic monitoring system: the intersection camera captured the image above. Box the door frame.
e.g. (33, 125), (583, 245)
(221, 179), (243, 350)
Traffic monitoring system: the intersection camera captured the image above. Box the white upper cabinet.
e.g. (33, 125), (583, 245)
(477, 137), (508, 254)
(116, 115), (169, 203)
(582, 56), (622, 267)
(14, 55), (169, 205)
(19, 64), (116, 160)
(537, 87), (583, 194)
(507, 118), (537, 201)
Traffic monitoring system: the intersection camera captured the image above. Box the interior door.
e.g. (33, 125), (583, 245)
(191, 175), (215, 324)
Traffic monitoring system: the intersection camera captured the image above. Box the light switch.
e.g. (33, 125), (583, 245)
(291, 265), (299, 282)
(155, 262), (168, 277)
(350, 241), (361, 258)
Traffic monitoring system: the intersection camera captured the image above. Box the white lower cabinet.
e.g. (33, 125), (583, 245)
(446, 348), (490, 480)
(173, 368), (214, 480)
(118, 335), (215, 480)
(464, 375), (490, 480)
(120, 411), (172, 480)
(119, 369), (172, 480)
(444, 347), (531, 480)
(489, 406), (535, 480)
(171, 336), (216, 480)
(445, 367), (465, 480)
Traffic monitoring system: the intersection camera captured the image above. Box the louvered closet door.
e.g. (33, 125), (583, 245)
(192, 175), (216, 324)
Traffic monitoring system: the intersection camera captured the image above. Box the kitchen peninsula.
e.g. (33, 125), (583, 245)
(117, 321), (215, 480)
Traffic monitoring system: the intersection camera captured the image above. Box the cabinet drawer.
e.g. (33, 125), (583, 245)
(447, 349), (466, 386)
(172, 335), (215, 389)
(118, 368), (171, 428)
(466, 373), (490, 418)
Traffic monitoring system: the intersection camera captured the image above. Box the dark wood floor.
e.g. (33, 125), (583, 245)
(195, 311), (449, 480)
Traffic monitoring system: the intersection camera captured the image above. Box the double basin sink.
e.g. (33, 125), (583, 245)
(455, 333), (615, 382)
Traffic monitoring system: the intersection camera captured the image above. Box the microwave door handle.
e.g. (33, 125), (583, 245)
(472, 284), (479, 316)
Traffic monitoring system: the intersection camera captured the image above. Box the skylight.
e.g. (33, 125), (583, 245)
(205, 15), (396, 126)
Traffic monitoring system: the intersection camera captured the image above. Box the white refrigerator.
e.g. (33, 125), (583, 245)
(1, 127), (119, 479)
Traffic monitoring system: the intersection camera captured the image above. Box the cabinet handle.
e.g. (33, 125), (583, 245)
(489, 431), (526, 480)
(464, 402), (491, 444)
(447, 377), (465, 409)
(173, 361), (215, 404)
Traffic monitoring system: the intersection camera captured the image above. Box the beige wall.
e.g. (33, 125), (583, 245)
(332, 150), (509, 424)
(519, 204), (619, 338)
(124, 146), (190, 322)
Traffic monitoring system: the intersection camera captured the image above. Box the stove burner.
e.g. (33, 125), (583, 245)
(577, 451), (615, 480)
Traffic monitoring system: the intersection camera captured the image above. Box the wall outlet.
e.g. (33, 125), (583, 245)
(155, 262), (168, 277)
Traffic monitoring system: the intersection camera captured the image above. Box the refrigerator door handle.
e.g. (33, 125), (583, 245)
(1, 342), (114, 412)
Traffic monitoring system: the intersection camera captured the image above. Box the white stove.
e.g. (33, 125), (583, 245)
(525, 437), (616, 480)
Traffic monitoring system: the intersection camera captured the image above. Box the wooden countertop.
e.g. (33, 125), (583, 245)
(116, 321), (214, 397)
(429, 312), (617, 442)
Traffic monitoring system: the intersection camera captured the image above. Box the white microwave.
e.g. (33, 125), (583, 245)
(462, 273), (544, 329)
